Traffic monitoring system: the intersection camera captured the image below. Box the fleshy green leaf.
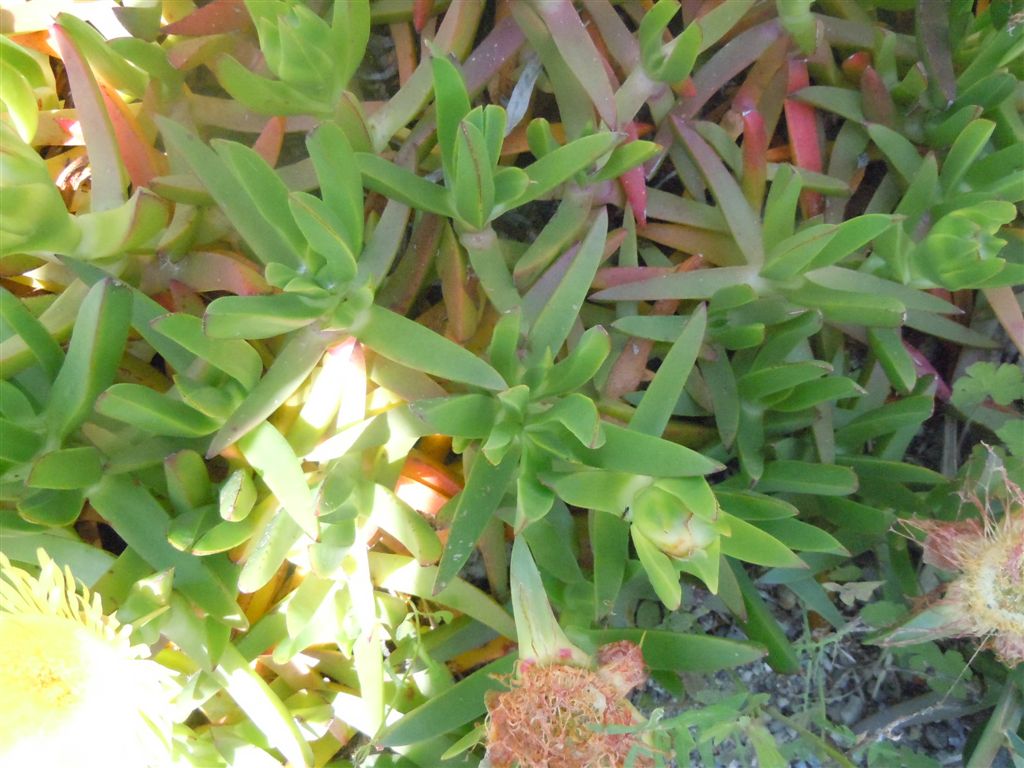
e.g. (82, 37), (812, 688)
(357, 153), (454, 217)
(214, 54), (326, 116)
(434, 449), (519, 593)
(204, 294), (330, 340)
(208, 327), (335, 456)
(580, 423), (723, 477)
(754, 518), (848, 555)
(18, 488), (84, 527)
(526, 209), (608, 363)
(835, 395), (933, 447)
(520, 133), (619, 205)
(96, 384), (221, 437)
(511, 537), (587, 664)
(213, 139), (307, 259)
(379, 656), (515, 748)
(569, 628), (765, 672)
(158, 118), (304, 269)
(868, 327), (917, 394)
(731, 560), (800, 673)
(674, 118), (763, 267)
(590, 510), (630, 620)
(90, 475), (245, 627)
(756, 460), (858, 496)
(46, 279), (132, 441)
(451, 121), (495, 230)
(305, 122), (364, 255)
(632, 526), (682, 609)
(432, 55), (472, 183)
(238, 422), (318, 538)
(213, 644), (313, 767)
(0, 58), (38, 143)
(533, 326), (611, 398)
(630, 305), (706, 437)
(0, 287), (63, 379)
(590, 140), (661, 183)
(719, 515), (806, 568)
(288, 191), (358, 282)
(151, 313), (262, 389)
(358, 305), (507, 391)
(547, 468), (651, 515)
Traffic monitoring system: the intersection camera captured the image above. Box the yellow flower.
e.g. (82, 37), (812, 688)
(0, 550), (178, 768)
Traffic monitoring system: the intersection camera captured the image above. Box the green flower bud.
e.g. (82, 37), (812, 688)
(631, 484), (718, 559)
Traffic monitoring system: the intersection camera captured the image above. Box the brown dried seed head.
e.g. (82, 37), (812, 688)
(485, 642), (651, 768)
(596, 640), (648, 697)
(902, 468), (1024, 667)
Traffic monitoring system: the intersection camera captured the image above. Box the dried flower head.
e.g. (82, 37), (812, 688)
(0, 550), (178, 767)
(898, 457), (1024, 667)
(484, 641), (651, 768)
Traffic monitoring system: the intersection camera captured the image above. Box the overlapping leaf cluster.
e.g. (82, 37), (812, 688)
(1, 0), (1022, 765)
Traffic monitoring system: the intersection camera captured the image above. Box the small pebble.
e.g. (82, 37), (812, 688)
(838, 695), (865, 725)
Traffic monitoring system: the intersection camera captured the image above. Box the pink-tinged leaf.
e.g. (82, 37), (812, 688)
(841, 51), (871, 84)
(396, 16), (525, 158)
(585, 0), (640, 70)
(533, 0), (617, 128)
(391, 22), (417, 85)
(167, 35), (234, 72)
(739, 108), (766, 210)
(252, 117), (286, 167)
(169, 280), (207, 316)
(605, 334), (656, 399)
(35, 110), (83, 146)
(605, 294), (685, 399)
(678, 19), (780, 119)
(639, 223), (741, 266)
(379, 214), (444, 315)
(159, 250), (271, 296)
(620, 122), (648, 226)
(860, 66), (895, 127)
(52, 23), (126, 211)
(437, 222), (479, 343)
(672, 118), (763, 267)
(902, 341), (951, 402)
(152, 280), (206, 317)
(413, 0), (435, 33)
(783, 59), (823, 219)
(394, 472), (452, 518)
(729, 34), (788, 130)
(98, 84), (164, 188)
(188, 94), (317, 134)
(402, 456), (463, 498)
(462, 15), (527, 94)
(603, 228), (628, 260)
(916, 0), (956, 106)
(162, 0), (251, 36)
(984, 286), (1024, 358)
(593, 266), (676, 291)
